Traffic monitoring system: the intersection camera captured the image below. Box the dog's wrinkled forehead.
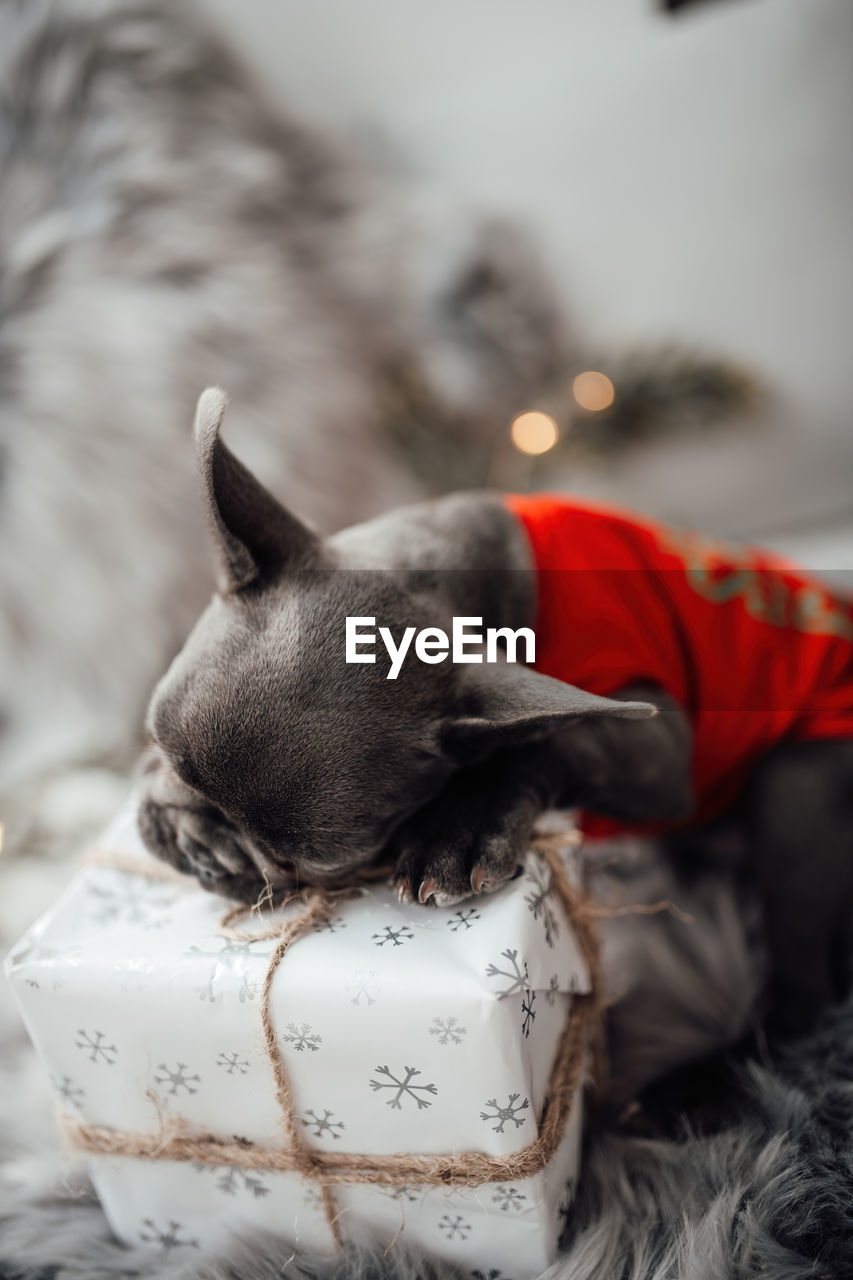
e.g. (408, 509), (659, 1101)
(147, 588), (295, 775)
(147, 574), (447, 842)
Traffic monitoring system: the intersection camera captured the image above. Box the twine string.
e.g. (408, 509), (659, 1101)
(256, 890), (342, 1245)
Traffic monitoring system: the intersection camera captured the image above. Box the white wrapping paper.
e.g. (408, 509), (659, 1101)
(5, 800), (591, 1279)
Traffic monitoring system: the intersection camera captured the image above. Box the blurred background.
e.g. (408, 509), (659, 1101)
(209, 0), (853, 544)
(0, 0), (851, 930)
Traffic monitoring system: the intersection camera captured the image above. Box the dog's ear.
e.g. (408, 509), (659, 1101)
(441, 662), (656, 762)
(193, 388), (320, 592)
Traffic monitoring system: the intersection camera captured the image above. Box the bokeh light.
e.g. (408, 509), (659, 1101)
(510, 410), (560, 455)
(572, 371), (615, 412)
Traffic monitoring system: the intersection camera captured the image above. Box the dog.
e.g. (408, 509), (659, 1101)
(139, 389), (853, 1034)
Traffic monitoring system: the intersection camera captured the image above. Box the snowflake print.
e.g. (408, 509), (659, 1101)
(447, 908), (481, 932)
(429, 1016), (467, 1045)
(372, 924), (414, 947)
(485, 948), (528, 998)
(491, 1185), (527, 1212)
(52, 1075), (85, 1108)
(154, 1062), (201, 1095)
(302, 1108), (345, 1139)
(313, 914), (347, 934)
(280, 1021), (323, 1052)
(347, 969), (380, 1006)
(139, 1218), (199, 1251)
(524, 860), (559, 948)
(186, 936), (272, 1003)
(213, 1167), (270, 1198)
(86, 874), (174, 930)
(370, 1064), (438, 1110)
(480, 1092), (530, 1133)
(216, 1051), (249, 1075)
(438, 1213), (471, 1240)
(76, 1029), (117, 1064)
(521, 988), (536, 1038)
(545, 974), (560, 1006)
(381, 1185), (421, 1204)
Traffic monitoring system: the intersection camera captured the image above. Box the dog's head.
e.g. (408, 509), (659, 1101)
(139, 389), (653, 901)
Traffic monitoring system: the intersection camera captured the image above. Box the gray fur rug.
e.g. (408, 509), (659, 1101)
(2, 795), (851, 1280)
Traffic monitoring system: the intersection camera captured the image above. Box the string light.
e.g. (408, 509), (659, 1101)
(572, 371), (615, 412)
(510, 410), (560, 455)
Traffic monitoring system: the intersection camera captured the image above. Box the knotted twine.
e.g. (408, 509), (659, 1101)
(63, 833), (603, 1249)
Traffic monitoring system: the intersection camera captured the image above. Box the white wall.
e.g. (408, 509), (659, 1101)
(205, 0), (853, 541)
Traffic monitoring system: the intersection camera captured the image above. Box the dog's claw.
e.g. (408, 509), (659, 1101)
(396, 878), (413, 905)
(470, 864), (487, 894)
(418, 877), (439, 905)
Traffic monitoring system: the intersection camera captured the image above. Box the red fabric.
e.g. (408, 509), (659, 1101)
(504, 493), (853, 834)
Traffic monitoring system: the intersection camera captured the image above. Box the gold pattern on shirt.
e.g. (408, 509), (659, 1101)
(659, 529), (853, 643)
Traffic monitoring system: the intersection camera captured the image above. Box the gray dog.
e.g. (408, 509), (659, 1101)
(140, 390), (853, 1035)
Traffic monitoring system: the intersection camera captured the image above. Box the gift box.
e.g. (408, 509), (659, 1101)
(5, 799), (599, 1279)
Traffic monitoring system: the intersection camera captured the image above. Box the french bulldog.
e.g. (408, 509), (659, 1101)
(139, 389), (853, 1033)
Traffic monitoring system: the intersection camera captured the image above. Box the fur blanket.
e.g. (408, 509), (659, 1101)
(2, 777), (851, 1280)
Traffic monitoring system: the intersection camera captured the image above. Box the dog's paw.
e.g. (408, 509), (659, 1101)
(391, 775), (536, 908)
(136, 750), (266, 902)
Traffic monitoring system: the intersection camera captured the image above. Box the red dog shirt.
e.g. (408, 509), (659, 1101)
(505, 493), (853, 833)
